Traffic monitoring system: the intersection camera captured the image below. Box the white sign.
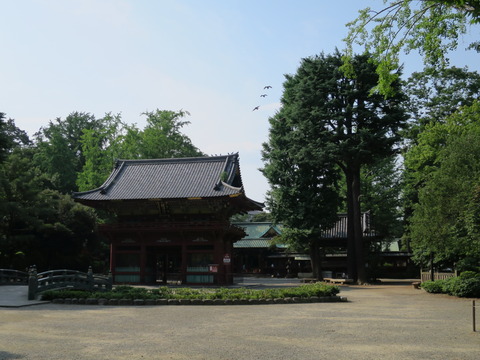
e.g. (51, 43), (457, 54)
(223, 254), (231, 264)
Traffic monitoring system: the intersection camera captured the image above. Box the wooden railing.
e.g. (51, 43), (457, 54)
(0, 269), (29, 285)
(421, 271), (457, 283)
(28, 266), (113, 300)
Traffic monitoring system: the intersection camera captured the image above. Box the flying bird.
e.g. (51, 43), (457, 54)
(260, 94), (268, 97)
(253, 106), (260, 111)
(264, 85), (272, 89)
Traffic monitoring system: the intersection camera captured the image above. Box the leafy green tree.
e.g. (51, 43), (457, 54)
(78, 109), (204, 191)
(361, 157), (404, 241)
(33, 112), (104, 193)
(402, 66), (480, 232)
(262, 51), (407, 283)
(404, 66), (480, 139)
(135, 109), (203, 159)
(34, 189), (100, 270)
(0, 146), (100, 270)
(408, 102), (480, 269)
(0, 113), (30, 162)
(344, 0), (480, 96)
(76, 113), (125, 191)
(0, 113), (9, 162)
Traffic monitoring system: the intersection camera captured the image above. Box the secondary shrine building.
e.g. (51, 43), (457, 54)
(73, 154), (263, 285)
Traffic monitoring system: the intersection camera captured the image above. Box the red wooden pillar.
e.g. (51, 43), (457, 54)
(110, 242), (116, 277)
(140, 243), (146, 283)
(224, 239), (233, 285)
(181, 242), (187, 284)
(213, 238), (220, 285)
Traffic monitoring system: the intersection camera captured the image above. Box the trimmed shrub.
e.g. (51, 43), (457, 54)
(421, 280), (445, 293)
(421, 272), (480, 298)
(40, 282), (340, 302)
(449, 277), (480, 297)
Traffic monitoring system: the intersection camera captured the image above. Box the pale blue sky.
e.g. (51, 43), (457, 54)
(1, 0), (479, 202)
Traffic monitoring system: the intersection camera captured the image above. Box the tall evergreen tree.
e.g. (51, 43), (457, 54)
(262, 51), (407, 283)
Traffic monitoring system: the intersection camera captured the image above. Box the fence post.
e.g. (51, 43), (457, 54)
(474, 300), (476, 332)
(87, 266), (93, 291)
(107, 270), (113, 290)
(27, 266), (38, 300)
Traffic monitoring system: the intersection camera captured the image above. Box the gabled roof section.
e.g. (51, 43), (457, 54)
(72, 154), (262, 205)
(232, 222), (284, 249)
(233, 222), (283, 239)
(321, 212), (377, 239)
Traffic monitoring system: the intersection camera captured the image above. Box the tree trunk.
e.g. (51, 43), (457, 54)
(310, 239), (322, 279)
(345, 168), (357, 282)
(352, 165), (367, 284)
(345, 164), (366, 284)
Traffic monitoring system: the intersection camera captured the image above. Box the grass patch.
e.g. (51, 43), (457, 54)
(41, 282), (339, 301)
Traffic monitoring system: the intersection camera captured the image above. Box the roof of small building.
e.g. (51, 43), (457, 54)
(233, 222), (286, 249)
(321, 213), (377, 239)
(234, 222), (283, 240)
(234, 239), (273, 248)
(72, 154), (262, 208)
(233, 214), (378, 249)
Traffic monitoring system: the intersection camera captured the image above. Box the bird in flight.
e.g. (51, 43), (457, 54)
(260, 94), (268, 97)
(264, 85), (272, 89)
(253, 106), (260, 111)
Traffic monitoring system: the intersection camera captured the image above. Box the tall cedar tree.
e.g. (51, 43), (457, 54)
(262, 51), (407, 284)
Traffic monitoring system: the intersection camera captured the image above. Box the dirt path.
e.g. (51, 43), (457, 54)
(0, 281), (478, 360)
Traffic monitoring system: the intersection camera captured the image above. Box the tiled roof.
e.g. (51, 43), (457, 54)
(321, 213), (377, 239)
(234, 222), (283, 239)
(234, 239), (272, 248)
(73, 154), (261, 203)
(233, 214), (377, 249)
(232, 223), (284, 249)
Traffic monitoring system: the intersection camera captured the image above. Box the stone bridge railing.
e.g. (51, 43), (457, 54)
(0, 269), (29, 284)
(27, 266), (113, 300)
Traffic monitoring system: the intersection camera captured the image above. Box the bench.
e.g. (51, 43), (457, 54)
(301, 278), (318, 283)
(323, 278), (353, 285)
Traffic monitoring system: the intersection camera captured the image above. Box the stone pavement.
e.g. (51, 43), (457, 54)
(0, 277), (305, 307)
(0, 285), (49, 307)
(0, 278), (479, 360)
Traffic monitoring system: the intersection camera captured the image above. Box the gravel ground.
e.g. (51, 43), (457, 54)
(0, 280), (479, 360)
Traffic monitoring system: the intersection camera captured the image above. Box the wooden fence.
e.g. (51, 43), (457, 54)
(27, 266), (112, 300)
(420, 271), (457, 283)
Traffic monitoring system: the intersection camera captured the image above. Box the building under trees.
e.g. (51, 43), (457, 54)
(73, 154), (262, 285)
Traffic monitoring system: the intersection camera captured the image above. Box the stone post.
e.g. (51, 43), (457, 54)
(87, 266), (93, 291)
(107, 270), (113, 290)
(28, 265), (38, 301)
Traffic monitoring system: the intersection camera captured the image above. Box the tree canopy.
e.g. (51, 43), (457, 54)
(1, 109), (204, 271)
(77, 109), (204, 191)
(403, 66), (480, 138)
(343, 0), (480, 96)
(408, 101), (480, 270)
(33, 112), (107, 193)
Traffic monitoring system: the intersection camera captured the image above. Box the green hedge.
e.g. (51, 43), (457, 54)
(421, 272), (480, 298)
(41, 282), (339, 301)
